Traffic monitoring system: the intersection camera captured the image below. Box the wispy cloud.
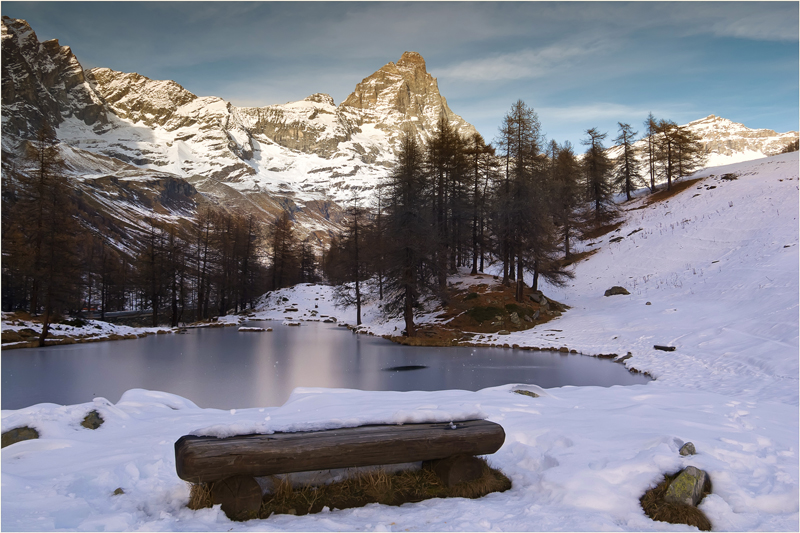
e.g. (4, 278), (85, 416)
(538, 102), (703, 127)
(438, 42), (608, 82)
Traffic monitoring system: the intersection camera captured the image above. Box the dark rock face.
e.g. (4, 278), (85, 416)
(81, 410), (104, 430)
(1, 16), (105, 138)
(1, 426), (39, 447)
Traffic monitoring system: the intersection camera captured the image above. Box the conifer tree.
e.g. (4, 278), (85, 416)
(643, 113), (659, 192)
(5, 127), (84, 344)
(332, 190), (370, 325)
(268, 211), (299, 291)
(674, 125), (707, 178)
(383, 131), (436, 337)
(582, 127), (615, 220)
(655, 119), (679, 190)
(613, 122), (642, 201)
(552, 142), (583, 258)
(464, 133), (493, 274)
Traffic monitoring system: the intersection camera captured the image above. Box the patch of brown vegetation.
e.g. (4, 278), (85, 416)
(581, 220), (623, 241)
(386, 275), (568, 346)
(560, 248), (599, 268)
(640, 472), (712, 531)
(188, 458), (511, 520)
(642, 178), (704, 207)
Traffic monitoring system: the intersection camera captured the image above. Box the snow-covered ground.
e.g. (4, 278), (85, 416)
(2, 153), (798, 531)
(0, 313), (173, 349)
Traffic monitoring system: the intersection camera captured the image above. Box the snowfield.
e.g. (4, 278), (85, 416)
(2, 153), (798, 531)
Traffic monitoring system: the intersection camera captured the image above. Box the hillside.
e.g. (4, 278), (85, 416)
(246, 152), (800, 404)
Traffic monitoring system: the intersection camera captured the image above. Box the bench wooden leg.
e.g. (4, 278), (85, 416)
(425, 455), (485, 487)
(210, 475), (262, 521)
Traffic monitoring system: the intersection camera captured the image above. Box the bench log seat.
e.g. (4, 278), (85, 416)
(176, 419), (505, 519)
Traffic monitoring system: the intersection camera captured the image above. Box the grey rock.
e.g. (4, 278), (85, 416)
(529, 292), (548, 305)
(497, 330), (510, 335)
(604, 286), (630, 296)
(532, 310), (540, 320)
(679, 442), (696, 456)
(664, 466), (709, 506)
(509, 312), (521, 326)
(523, 314), (533, 323)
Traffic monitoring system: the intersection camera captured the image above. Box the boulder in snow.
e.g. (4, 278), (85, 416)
(604, 286), (630, 296)
(1, 426), (39, 448)
(664, 466), (710, 506)
(81, 410), (104, 430)
(679, 442), (697, 456)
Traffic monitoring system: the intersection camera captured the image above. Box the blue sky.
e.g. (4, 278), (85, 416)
(4, 1), (798, 149)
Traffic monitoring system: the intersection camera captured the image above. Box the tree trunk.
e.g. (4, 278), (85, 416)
(404, 284), (415, 337)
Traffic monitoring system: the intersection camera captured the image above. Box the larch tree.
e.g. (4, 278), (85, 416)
(383, 131), (437, 337)
(613, 122), (642, 201)
(655, 119), (679, 191)
(674, 125), (707, 179)
(332, 190), (371, 325)
(552, 141), (583, 259)
(582, 127), (615, 221)
(6, 127), (84, 344)
(268, 211), (300, 291)
(643, 113), (659, 192)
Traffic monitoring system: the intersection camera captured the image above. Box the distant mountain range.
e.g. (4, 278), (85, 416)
(2, 16), (796, 254)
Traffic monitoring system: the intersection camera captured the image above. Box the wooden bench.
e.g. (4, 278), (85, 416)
(175, 419), (505, 519)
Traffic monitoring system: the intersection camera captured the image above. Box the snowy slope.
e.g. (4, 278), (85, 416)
(2, 154), (797, 531)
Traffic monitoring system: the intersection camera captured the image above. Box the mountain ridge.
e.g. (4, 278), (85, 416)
(2, 16), (797, 255)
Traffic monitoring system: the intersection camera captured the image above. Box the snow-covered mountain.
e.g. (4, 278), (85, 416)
(2, 15), (796, 250)
(683, 114), (797, 166)
(2, 17), (474, 203)
(606, 114), (797, 170)
(1, 16), (478, 247)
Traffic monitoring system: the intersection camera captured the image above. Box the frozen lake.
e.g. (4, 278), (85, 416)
(1, 321), (650, 409)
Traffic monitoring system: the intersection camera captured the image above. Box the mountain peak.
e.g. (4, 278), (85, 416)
(340, 51), (475, 146)
(396, 51), (426, 73)
(304, 93), (335, 106)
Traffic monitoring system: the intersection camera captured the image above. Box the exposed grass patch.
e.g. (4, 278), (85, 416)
(560, 248), (599, 268)
(504, 303), (534, 315)
(581, 220), (623, 241)
(640, 472), (712, 531)
(60, 317), (87, 328)
(643, 178), (704, 207)
(188, 458), (511, 520)
(466, 306), (505, 323)
(382, 273), (566, 345)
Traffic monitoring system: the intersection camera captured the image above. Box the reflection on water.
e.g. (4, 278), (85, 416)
(1, 322), (650, 410)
